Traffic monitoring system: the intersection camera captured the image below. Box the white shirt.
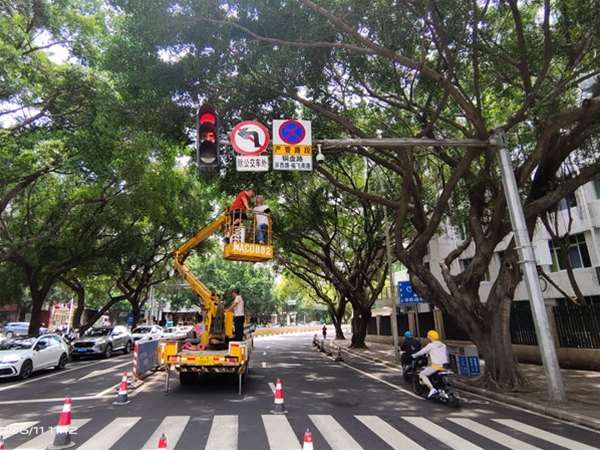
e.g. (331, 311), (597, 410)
(232, 295), (245, 317)
(254, 205), (270, 226)
(413, 341), (448, 367)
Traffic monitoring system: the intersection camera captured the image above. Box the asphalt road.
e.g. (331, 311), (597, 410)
(1, 332), (599, 449)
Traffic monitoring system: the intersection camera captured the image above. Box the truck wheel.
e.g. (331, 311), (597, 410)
(180, 372), (198, 385)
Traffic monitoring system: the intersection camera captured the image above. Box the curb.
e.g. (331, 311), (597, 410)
(453, 380), (600, 432)
(330, 342), (600, 432)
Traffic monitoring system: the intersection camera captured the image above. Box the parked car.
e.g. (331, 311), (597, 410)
(131, 325), (164, 342)
(70, 325), (133, 360)
(161, 326), (188, 340)
(2, 322), (49, 338)
(0, 334), (70, 379)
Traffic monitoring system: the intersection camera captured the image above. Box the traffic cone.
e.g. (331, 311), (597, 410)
(47, 398), (75, 449)
(303, 429), (313, 450)
(335, 347), (344, 362)
(271, 378), (287, 414)
(157, 433), (167, 449)
(113, 372), (131, 405)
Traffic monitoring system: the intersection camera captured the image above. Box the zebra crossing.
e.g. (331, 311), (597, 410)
(1, 413), (598, 450)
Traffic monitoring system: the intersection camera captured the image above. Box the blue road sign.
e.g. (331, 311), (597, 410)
(398, 281), (424, 304)
(278, 120), (306, 145)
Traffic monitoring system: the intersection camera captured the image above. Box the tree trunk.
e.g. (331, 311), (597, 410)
(350, 308), (371, 348)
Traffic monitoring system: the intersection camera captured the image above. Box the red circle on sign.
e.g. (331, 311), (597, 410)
(230, 121), (270, 156)
(278, 120), (306, 145)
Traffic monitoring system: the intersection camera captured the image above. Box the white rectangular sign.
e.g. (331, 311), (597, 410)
(236, 156), (269, 172)
(273, 154), (313, 171)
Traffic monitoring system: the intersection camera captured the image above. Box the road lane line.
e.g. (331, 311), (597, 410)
(77, 417), (140, 450)
(262, 415), (302, 450)
(78, 361), (131, 381)
(141, 416), (190, 450)
(355, 415), (425, 450)
(309, 415), (363, 450)
(403, 417), (484, 450)
(494, 419), (599, 450)
(449, 418), (542, 450)
(0, 396), (112, 405)
(204, 415), (237, 450)
(339, 361), (420, 398)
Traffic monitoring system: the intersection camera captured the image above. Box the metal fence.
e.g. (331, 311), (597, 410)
(510, 302), (539, 346)
(554, 304), (600, 349)
(369, 302), (600, 350)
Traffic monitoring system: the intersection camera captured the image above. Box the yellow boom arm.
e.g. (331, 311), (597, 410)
(173, 212), (233, 347)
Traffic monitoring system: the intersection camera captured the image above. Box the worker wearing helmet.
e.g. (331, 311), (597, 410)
(400, 330), (421, 372)
(412, 330), (449, 398)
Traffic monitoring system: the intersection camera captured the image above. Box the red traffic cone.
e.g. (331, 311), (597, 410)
(303, 429), (314, 450)
(271, 378), (287, 414)
(157, 433), (167, 449)
(47, 398), (75, 449)
(114, 372), (131, 405)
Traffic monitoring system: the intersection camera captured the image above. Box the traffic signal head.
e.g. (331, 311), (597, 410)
(196, 103), (220, 174)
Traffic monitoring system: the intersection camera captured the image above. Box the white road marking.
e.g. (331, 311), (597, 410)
(449, 418), (542, 450)
(141, 416), (190, 450)
(309, 415), (363, 450)
(204, 415), (238, 450)
(356, 415), (425, 450)
(262, 415), (302, 450)
(495, 419), (599, 450)
(403, 417), (484, 450)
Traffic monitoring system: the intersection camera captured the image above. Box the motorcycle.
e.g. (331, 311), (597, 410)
(401, 354), (415, 382)
(411, 355), (460, 408)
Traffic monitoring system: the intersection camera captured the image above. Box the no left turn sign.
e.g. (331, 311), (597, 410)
(230, 121), (270, 156)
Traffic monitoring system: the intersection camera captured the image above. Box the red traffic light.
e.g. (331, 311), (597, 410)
(197, 104), (220, 172)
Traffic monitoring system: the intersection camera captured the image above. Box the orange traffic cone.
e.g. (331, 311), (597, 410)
(303, 429), (314, 450)
(271, 378), (287, 414)
(157, 433), (167, 449)
(114, 372), (131, 405)
(47, 398), (75, 449)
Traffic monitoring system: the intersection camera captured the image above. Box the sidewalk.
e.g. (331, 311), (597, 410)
(330, 337), (600, 432)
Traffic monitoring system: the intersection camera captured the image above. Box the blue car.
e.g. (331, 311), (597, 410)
(2, 322), (49, 338)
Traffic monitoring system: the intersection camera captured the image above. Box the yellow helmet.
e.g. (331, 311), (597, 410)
(427, 330), (440, 341)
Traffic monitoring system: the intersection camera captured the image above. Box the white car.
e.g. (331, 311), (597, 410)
(0, 334), (70, 380)
(131, 325), (164, 342)
(161, 326), (188, 340)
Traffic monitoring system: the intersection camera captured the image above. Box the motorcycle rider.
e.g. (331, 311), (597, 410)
(400, 331), (421, 373)
(412, 329), (448, 398)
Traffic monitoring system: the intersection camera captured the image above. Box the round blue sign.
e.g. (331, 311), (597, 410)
(279, 120), (306, 145)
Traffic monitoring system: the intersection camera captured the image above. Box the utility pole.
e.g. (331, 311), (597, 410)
(373, 163), (400, 363)
(490, 131), (566, 403)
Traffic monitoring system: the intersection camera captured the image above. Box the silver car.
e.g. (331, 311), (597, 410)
(70, 325), (133, 360)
